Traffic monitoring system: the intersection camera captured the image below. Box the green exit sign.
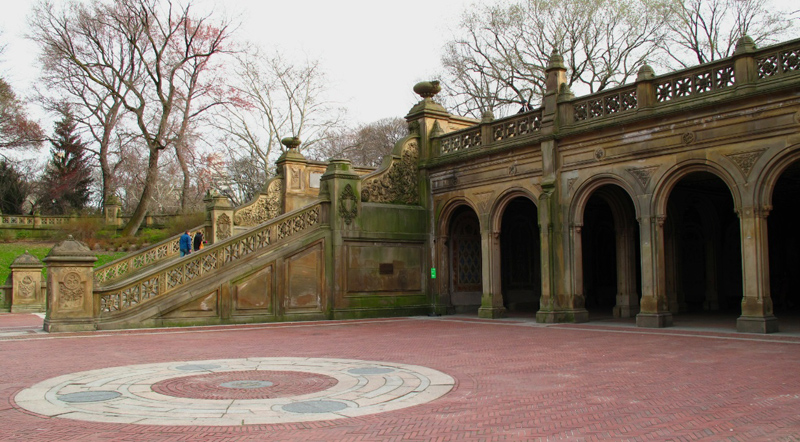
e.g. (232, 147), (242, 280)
(431, 268), (436, 279)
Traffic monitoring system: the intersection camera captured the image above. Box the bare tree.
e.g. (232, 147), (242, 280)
(660, 0), (797, 68)
(212, 48), (345, 189)
(441, 0), (671, 118)
(308, 118), (407, 168)
(30, 0), (233, 235)
(0, 78), (44, 152)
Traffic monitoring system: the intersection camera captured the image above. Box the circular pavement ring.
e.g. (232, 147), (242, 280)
(13, 357), (455, 426)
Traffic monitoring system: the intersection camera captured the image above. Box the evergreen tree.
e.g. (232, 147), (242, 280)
(0, 161), (29, 214)
(40, 107), (93, 214)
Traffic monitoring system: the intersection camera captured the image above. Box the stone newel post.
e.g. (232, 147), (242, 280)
(43, 236), (98, 332)
(204, 190), (234, 245)
(10, 251), (45, 313)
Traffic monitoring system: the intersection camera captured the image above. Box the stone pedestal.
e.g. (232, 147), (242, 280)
(10, 251), (45, 313)
(43, 237), (98, 332)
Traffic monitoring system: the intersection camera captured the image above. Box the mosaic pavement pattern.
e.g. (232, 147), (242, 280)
(14, 357), (455, 426)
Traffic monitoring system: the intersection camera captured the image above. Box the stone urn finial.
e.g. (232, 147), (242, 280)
(281, 136), (302, 150)
(547, 48), (565, 70)
(413, 80), (442, 99)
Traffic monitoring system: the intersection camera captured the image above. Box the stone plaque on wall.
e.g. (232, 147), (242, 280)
(234, 265), (273, 313)
(286, 244), (323, 312)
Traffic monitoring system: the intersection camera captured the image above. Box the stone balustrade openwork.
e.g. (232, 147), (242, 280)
(435, 37), (800, 158)
(1, 214), (68, 226)
(93, 227), (205, 286)
(96, 203), (323, 316)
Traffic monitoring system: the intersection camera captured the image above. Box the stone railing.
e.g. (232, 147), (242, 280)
(430, 37), (800, 159)
(1, 214), (69, 227)
(574, 85), (638, 121)
(756, 41), (800, 79)
(440, 126), (482, 155)
(233, 177), (284, 227)
(1, 215), (35, 226)
(93, 225), (206, 286)
(653, 61), (735, 103)
(490, 109), (544, 140)
(96, 203), (324, 316)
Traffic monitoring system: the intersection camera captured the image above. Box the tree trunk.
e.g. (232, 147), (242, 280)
(121, 147), (160, 237)
(175, 142), (191, 213)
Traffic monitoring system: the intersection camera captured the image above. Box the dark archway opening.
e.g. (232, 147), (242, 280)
(448, 206), (482, 313)
(500, 197), (540, 312)
(582, 185), (641, 317)
(768, 160), (800, 315)
(665, 172), (741, 316)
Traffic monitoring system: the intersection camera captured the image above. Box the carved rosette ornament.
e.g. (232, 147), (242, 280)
(338, 184), (358, 225)
(59, 272), (84, 310)
(361, 140), (420, 204)
(234, 179), (283, 227)
(217, 213), (232, 240)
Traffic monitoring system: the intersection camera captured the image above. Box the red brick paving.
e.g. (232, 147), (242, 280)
(1, 315), (799, 441)
(151, 370), (338, 400)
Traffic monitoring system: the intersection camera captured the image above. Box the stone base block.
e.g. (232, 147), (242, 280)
(737, 315), (779, 334)
(536, 309), (589, 324)
(44, 319), (97, 333)
(478, 307), (507, 319)
(613, 306), (639, 318)
(636, 312), (673, 328)
(11, 304), (45, 314)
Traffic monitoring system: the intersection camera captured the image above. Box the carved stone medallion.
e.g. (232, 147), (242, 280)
(59, 272), (84, 310)
(17, 275), (35, 299)
(338, 184), (358, 225)
(682, 132), (695, 145)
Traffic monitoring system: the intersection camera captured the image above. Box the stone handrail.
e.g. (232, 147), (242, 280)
(440, 126), (482, 155)
(0, 215), (35, 226)
(573, 85), (638, 121)
(96, 202), (324, 316)
(756, 40), (800, 80)
(93, 225), (206, 286)
(490, 108), (544, 140)
(652, 60), (736, 104)
(233, 177), (284, 227)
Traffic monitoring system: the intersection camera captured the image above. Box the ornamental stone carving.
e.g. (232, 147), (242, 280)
(339, 184), (358, 225)
(726, 149), (766, 179)
(18, 275), (35, 299)
(361, 140), (419, 204)
(234, 179), (283, 227)
(626, 166), (659, 189)
(59, 272), (84, 310)
(217, 213), (232, 240)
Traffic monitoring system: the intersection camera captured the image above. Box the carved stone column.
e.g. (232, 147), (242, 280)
(10, 251), (45, 313)
(737, 206), (778, 333)
(479, 229), (506, 319)
(204, 190), (234, 245)
(43, 237), (98, 332)
(637, 216), (673, 327)
(103, 196), (121, 227)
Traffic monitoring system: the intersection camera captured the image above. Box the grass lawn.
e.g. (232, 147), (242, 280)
(0, 242), (127, 283)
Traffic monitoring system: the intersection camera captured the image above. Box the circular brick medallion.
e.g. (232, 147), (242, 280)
(14, 357), (455, 426)
(151, 370), (337, 400)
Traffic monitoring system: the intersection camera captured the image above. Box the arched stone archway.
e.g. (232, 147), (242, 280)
(498, 197), (540, 313)
(445, 205), (483, 313)
(767, 160), (800, 317)
(663, 171), (742, 320)
(579, 185), (641, 318)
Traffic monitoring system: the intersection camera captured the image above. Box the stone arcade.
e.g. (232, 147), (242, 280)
(41, 36), (800, 333)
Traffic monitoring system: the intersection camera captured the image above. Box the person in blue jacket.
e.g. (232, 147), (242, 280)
(179, 231), (192, 257)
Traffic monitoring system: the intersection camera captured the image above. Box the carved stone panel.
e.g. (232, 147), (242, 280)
(626, 166), (659, 190)
(726, 149), (767, 180)
(286, 243), (323, 312)
(339, 184), (358, 225)
(234, 179), (283, 227)
(217, 213), (232, 240)
(58, 272), (84, 311)
(234, 265), (274, 313)
(361, 140), (419, 204)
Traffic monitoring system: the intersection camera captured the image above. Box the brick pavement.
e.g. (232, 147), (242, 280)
(0, 313), (799, 441)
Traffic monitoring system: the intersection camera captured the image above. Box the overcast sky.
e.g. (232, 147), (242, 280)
(2, 0), (798, 130)
(1, 0), (472, 127)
